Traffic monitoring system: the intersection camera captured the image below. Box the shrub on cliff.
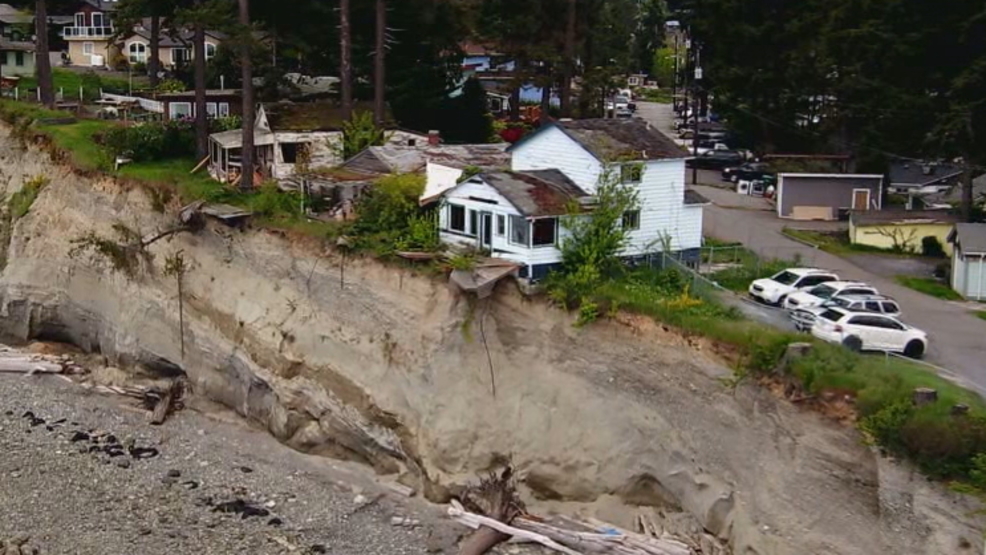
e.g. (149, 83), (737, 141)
(350, 173), (439, 255)
(103, 121), (195, 162)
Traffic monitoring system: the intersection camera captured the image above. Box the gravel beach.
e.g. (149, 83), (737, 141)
(0, 373), (472, 555)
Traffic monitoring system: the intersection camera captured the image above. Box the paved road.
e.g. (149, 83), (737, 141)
(639, 102), (986, 396)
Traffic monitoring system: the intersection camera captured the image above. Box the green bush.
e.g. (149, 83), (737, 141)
(9, 175), (49, 220)
(350, 174), (439, 255)
(921, 235), (946, 258)
(103, 121), (195, 162)
(860, 401), (914, 451)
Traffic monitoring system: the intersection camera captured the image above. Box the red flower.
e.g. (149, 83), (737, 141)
(500, 127), (525, 143)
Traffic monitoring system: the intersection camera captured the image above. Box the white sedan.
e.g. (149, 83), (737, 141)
(782, 281), (879, 311)
(748, 268), (839, 306)
(811, 306), (928, 358)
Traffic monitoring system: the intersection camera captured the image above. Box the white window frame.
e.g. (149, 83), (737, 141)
(171, 47), (190, 65)
(205, 43), (217, 60)
(531, 218), (558, 248)
(82, 42), (94, 56)
(622, 209), (641, 230)
(509, 215), (530, 247)
(206, 103), (218, 118)
(169, 102), (193, 120)
(218, 102), (230, 117)
(74, 12), (85, 27)
(128, 42), (146, 64)
(447, 204), (467, 235)
(620, 163), (643, 184)
(91, 12), (104, 28)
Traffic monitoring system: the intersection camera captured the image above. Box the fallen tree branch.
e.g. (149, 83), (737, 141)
(448, 501), (581, 555)
(514, 517), (692, 555)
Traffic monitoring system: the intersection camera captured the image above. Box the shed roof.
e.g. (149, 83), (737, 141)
(156, 89), (240, 99)
(513, 119), (688, 161)
(684, 189), (711, 206)
(341, 143), (509, 176)
(209, 129), (274, 149)
(948, 223), (986, 255)
(477, 169), (589, 217)
(888, 160), (963, 187)
(261, 101), (385, 132)
(851, 210), (960, 226)
(0, 39), (34, 52)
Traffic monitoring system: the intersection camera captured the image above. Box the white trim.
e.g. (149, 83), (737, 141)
(171, 47), (190, 64)
(82, 41), (94, 55)
(74, 12), (85, 27)
(169, 101), (193, 119)
(851, 188), (871, 210)
(91, 12), (104, 27)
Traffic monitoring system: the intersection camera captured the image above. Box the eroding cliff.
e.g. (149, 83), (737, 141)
(0, 128), (979, 555)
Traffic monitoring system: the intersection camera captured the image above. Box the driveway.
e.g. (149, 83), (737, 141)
(638, 102), (986, 396)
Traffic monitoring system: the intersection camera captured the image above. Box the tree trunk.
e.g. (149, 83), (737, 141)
(340, 0), (352, 120)
(539, 73), (551, 122)
(960, 159), (974, 222)
(560, 0), (576, 117)
(149, 14), (161, 88)
(239, 0), (255, 191)
(509, 87), (520, 121)
(458, 528), (509, 555)
(193, 3), (208, 160)
(35, 0), (54, 108)
(373, 0), (386, 125)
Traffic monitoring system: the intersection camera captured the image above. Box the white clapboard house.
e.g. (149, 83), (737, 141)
(438, 118), (708, 280)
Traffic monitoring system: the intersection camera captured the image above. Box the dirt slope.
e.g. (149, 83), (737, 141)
(0, 128), (979, 554)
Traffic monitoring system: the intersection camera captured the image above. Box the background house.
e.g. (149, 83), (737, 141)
(438, 118), (707, 280)
(888, 160), (962, 195)
(157, 89), (240, 120)
(121, 28), (222, 69)
(948, 223), (986, 300)
(775, 173), (883, 220)
(0, 39), (34, 77)
(850, 210), (960, 255)
(63, 0), (118, 68)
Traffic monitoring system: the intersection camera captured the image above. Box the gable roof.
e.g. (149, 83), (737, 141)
(125, 28), (225, 48)
(83, 0), (120, 12)
(341, 143), (509, 177)
(889, 160), (963, 187)
(260, 101), (385, 132)
(948, 223), (986, 255)
(474, 169), (590, 217)
(509, 119), (689, 162)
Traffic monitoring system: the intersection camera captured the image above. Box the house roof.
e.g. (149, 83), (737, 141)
(0, 39), (34, 52)
(126, 28), (224, 47)
(851, 210), (960, 226)
(83, 0), (120, 12)
(888, 160), (963, 187)
(684, 189), (711, 206)
(513, 119), (689, 161)
(948, 223), (986, 255)
(260, 101), (385, 132)
(461, 41), (503, 57)
(477, 169), (590, 217)
(0, 14), (32, 24)
(341, 143), (509, 176)
(156, 89), (240, 99)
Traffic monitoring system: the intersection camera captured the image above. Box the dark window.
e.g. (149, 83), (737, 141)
(468, 210), (478, 236)
(847, 315), (878, 327)
(810, 284), (838, 298)
(842, 288), (873, 296)
(819, 309), (843, 322)
(532, 218), (557, 246)
(448, 204), (466, 233)
(864, 301), (882, 312)
(882, 302), (900, 314)
(407, 138), (417, 147)
(509, 215), (529, 246)
(620, 164), (643, 183)
(14, 51), (23, 66)
(772, 271), (798, 285)
(798, 275), (836, 288)
(622, 210), (640, 230)
(496, 214), (505, 236)
(281, 143), (301, 164)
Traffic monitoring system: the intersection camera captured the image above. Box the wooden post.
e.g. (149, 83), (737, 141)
(952, 404), (970, 416)
(912, 388), (938, 407)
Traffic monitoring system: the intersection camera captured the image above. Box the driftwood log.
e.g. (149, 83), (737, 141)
(149, 379), (187, 425)
(456, 467), (524, 555)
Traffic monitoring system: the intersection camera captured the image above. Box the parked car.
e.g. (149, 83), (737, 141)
(782, 281), (879, 311)
(722, 162), (773, 183)
(811, 306), (927, 358)
(748, 268), (840, 305)
(790, 294), (902, 331)
(686, 149), (746, 170)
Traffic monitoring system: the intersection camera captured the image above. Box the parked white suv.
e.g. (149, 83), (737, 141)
(791, 294), (902, 331)
(748, 268), (839, 305)
(782, 281), (879, 311)
(811, 306), (927, 358)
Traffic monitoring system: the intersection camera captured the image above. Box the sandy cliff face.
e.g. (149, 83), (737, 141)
(0, 128), (979, 555)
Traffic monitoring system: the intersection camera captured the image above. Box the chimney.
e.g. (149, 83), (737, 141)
(428, 130), (441, 146)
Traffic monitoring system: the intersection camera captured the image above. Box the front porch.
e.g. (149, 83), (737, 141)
(208, 130), (275, 184)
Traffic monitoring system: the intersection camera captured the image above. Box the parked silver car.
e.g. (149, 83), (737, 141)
(791, 294), (902, 332)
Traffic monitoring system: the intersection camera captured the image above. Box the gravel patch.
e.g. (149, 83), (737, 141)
(0, 374), (468, 555)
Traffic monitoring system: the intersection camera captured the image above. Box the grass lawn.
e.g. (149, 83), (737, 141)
(974, 310), (986, 322)
(39, 119), (117, 171)
(894, 275), (963, 301)
(17, 69), (135, 97)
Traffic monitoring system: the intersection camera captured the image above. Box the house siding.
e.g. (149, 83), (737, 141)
(67, 39), (115, 67)
(0, 50), (34, 77)
(269, 132), (342, 179)
(851, 222), (955, 256)
(624, 159), (702, 255)
(778, 175), (883, 219)
(954, 252), (986, 300)
(510, 126), (602, 193)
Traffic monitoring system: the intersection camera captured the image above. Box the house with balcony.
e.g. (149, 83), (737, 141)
(437, 118), (709, 280)
(120, 27), (224, 69)
(62, 0), (118, 68)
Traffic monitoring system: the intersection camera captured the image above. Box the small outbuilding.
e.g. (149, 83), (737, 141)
(776, 173), (884, 220)
(948, 223), (986, 301)
(850, 210), (960, 256)
(156, 89), (241, 121)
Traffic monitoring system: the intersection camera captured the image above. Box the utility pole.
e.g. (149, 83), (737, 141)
(691, 44), (702, 186)
(671, 35), (678, 110)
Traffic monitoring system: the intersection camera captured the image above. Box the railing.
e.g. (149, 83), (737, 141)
(62, 26), (114, 38)
(100, 92), (164, 113)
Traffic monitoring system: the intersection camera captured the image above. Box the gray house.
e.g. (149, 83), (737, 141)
(948, 223), (986, 300)
(776, 173), (884, 220)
